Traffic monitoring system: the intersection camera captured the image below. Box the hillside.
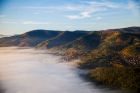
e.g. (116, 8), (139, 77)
(75, 27), (140, 90)
(61, 32), (101, 51)
(0, 35), (21, 47)
(37, 31), (89, 49)
(0, 27), (139, 49)
(18, 30), (61, 47)
(78, 29), (140, 68)
(0, 34), (6, 38)
(0, 30), (61, 47)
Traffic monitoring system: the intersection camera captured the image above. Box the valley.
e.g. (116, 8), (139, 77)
(0, 27), (140, 93)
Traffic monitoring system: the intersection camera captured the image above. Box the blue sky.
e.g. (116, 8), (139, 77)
(0, 0), (140, 35)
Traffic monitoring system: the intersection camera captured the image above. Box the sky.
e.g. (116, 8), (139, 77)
(0, 0), (140, 35)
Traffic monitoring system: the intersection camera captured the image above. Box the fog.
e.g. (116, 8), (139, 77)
(0, 47), (130, 93)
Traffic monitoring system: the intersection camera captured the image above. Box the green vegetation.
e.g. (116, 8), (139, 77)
(76, 29), (140, 90)
(89, 67), (140, 90)
(121, 43), (140, 57)
(63, 32), (101, 51)
(63, 48), (80, 61)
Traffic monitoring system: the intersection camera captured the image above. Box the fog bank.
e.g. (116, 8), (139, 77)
(0, 47), (129, 93)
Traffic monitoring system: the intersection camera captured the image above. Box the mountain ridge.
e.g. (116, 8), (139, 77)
(0, 26), (140, 90)
(0, 26), (139, 48)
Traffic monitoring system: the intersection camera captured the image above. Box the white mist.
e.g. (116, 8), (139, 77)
(0, 47), (128, 93)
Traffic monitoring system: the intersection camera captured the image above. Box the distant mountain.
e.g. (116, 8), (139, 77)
(0, 27), (140, 52)
(0, 30), (61, 47)
(60, 32), (101, 51)
(101, 27), (140, 34)
(37, 31), (89, 49)
(36, 27), (140, 67)
(0, 34), (6, 38)
(18, 30), (61, 47)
